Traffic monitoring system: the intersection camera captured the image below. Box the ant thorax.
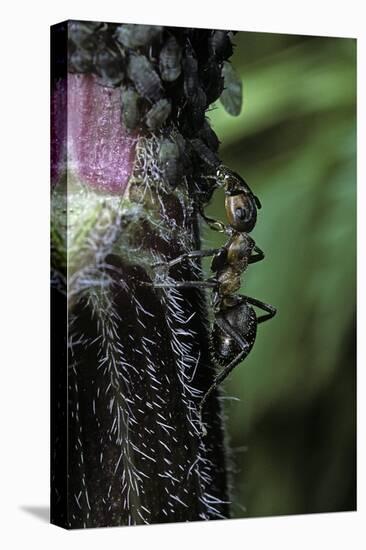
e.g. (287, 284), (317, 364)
(226, 233), (255, 267)
(217, 266), (241, 297)
(211, 232), (255, 298)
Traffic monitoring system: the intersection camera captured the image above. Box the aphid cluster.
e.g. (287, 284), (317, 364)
(68, 21), (242, 190)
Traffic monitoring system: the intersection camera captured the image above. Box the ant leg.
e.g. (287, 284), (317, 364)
(199, 314), (251, 433)
(245, 296), (276, 323)
(199, 207), (226, 233)
(153, 248), (223, 269)
(144, 279), (217, 290)
(249, 245), (265, 264)
(199, 346), (250, 432)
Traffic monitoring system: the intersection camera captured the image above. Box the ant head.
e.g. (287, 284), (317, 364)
(216, 166), (260, 233)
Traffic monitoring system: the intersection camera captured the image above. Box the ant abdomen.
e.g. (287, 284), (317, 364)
(211, 325), (242, 366)
(211, 302), (257, 367)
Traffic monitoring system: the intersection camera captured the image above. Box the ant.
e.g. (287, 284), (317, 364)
(148, 165), (276, 433)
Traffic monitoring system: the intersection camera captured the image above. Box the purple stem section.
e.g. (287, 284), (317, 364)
(51, 78), (67, 184)
(52, 73), (136, 194)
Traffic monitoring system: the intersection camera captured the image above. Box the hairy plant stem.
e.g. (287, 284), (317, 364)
(51, 21), (231, 529)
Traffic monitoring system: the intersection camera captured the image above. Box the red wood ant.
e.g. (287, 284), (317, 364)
(150, 165), (276, 433)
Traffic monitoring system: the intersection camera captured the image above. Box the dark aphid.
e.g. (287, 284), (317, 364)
(186, 86), (207, 132)
(159, 36), (182, 82)
(173, 131), (193, 178)
(198, 120), (220, 152)
(210, 30), (233, 60)
(183, 47), (199, 100)
(220, 61), (242, 116)
(120, 86), (141, 130)
(190, 138), (220, 169)
(173, 131), (186, 156)
(158, 139), (182, 188)
(146, 99), (172, 131)
(127, 53), (163, 103)
(68, 21), (100, 50)
(201, 56), (225, 105)
(68, 48), (94, 73)
(94, 46), (124, 86)
(189, 28), (211, 61)
(115, 24), (163, 49)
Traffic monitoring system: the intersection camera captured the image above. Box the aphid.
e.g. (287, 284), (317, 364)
(120, 86), (141, 130)
(127, 53), (163, 103)
(158, 139), (183, 188)
(115, 24), (163, 49)
(183, 47), (199, 100)
(189, 28), (211, 60)
(146, 98), (172, 131)
(201, 56), (225, 105)
(68, 48), (94, 73)
(210, 30), (233, 60)
(68, 21), (100, 50)
(94, 46), (124, 86)
(159, 36), (182, 82)
(173, 131), (187, 157)
(150, 175), (275, 429)
(186, 86), (207, 132)
(190, 138), (220, 169)
(198, 120), (220, 152)
(220, 61), (243, 116)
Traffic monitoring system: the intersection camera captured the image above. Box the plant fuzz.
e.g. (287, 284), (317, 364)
(51, 21), (246, 528)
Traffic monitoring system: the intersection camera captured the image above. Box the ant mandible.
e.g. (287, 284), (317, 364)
(150, 165), (276, 433)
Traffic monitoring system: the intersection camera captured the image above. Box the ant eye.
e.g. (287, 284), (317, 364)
(235, 207), (246, 220)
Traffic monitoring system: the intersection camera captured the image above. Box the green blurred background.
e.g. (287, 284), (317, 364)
(206, 32), (356, 517)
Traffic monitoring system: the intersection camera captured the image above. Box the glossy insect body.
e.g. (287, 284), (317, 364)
(151, 233), (274, 430)
(149, 164), (275, 433)
(212, 297), (257, 367)
(217, 165), (261, 233)
(197, 165), (261, 234)
(212, 233), (259, 297)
